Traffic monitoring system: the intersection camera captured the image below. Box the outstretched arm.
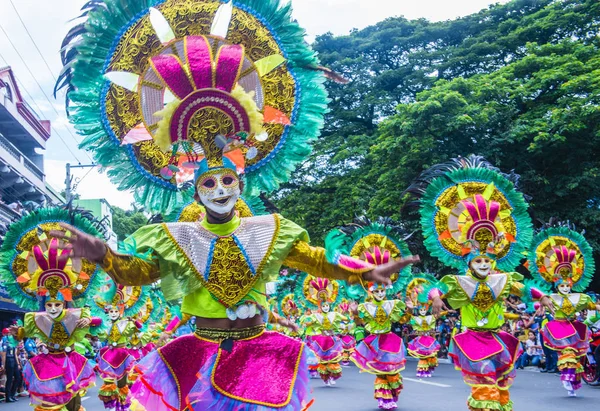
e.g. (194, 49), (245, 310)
(283, 240), (419, 284)
(49, 223), (160, 286)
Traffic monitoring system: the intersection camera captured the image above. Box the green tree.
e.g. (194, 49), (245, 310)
(274, 0), (600, 290)
(112, 207), (147, 241)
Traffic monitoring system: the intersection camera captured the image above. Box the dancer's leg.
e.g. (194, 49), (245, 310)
(558, 348), (583, 395)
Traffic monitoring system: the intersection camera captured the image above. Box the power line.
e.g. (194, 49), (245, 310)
(7, 0), (58, 83)
(0, 49), (84, 163)
(0, 22), (93, 163)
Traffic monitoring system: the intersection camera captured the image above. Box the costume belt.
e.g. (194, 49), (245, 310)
(195, 325), (265, 342)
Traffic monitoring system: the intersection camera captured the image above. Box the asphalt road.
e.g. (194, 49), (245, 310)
(4, 360), (600, 410)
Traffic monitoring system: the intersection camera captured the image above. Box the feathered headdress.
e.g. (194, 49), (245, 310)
(293, 272), (343, 310)
(0, 209), (104, 311)
(325, 216), (414, 299)
(94, 281), (151, 318)
(529, 223), (595, 292)
(280, 294), (300, 318)
(56, 0), (328, 214)
(406, 155), (533, 273)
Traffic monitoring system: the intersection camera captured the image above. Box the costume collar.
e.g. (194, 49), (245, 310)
(52, 310), (67, 323)
(201, 215), (241, 236)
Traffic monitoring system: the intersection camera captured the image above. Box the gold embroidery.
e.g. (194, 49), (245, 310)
(195, 325), (265, 341)
(104, 0), (296, 180)
(49, 322), (70, 348)
(205, 237), (259, 308)
(322, 315), (332, 330)
(471, 283), (496, 313)
(374, 305), (388, 325)
(561, 297), (575, 316)
(108, 323), (121, 343)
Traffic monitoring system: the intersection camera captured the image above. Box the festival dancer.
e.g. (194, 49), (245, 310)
(0, 209), (105, 411)
(529, 224), (600, 397)
(56, 1), (416, 408)
(299, 308), (321, 379)
(280, 295), (302, 338)
(303, 278), (347, 386)
(326, 217), (416, 410)
(337, 300), (357, 366)
(406, 276), (444, 378)
(355, 283), (413, 410)
(407, 155), (553, 411)
(94, 285), (144, 410)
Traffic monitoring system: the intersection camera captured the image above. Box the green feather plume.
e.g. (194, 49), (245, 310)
(0, 208), (106, 312)
(528, 226), (595, 292)
(419, 166), (533, 273)
(59, 0), (327, 215)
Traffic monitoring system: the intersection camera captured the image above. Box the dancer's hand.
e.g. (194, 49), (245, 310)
(363, 255), (420, 286)
(539, 295), (555, 315)
(432, 296), (449, 318)
(48, 223), (108, 264)
(76, 317), (92, 329)
(405, 299), (414, 310)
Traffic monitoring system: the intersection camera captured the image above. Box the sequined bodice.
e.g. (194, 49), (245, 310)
(49, 322), (70, 347)
(165, 215), (279, 308)
(472, 282), (496, 312)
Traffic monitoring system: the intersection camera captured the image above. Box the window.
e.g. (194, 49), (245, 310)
(2, 83), (13, 102)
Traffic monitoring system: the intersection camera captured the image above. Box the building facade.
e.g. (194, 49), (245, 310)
(0, 66), (55, 228)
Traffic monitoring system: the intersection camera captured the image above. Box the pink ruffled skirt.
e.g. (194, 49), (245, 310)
(97, 346), (135, 381)
(541, 320), (590, 356)
(351, 332), (406, 375)
(449, 330), (522, 386)
(23, 351), (95, 407)
(130, 330), (312, 411)
(407, 335), (441, 358)
(305, 335), (343, 362)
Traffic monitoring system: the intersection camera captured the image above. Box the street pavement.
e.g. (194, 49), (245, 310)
(4, 360), (600, 410)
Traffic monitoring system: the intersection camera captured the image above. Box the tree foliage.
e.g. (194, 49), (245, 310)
(274, 0), (600, 290)
(112, 207), (147, 241)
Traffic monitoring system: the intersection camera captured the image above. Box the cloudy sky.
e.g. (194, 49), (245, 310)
(0, 0), (508, 209)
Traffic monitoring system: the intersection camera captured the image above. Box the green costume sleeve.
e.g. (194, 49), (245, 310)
(23, 312), (38, 339)
(440, 275), (469, 309)
(260, 216), (310, 282)
(69, 308), (92, 346)
(389, 300), (407, 323)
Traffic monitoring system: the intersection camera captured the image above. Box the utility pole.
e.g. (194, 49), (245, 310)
(65, 163), (96, 204)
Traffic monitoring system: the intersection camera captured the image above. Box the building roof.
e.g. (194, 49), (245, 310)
(0, 66), (51, 140)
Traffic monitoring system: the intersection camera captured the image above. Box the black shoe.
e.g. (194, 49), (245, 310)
(540, 369), (548, 373)
(6, 398), (16, 403)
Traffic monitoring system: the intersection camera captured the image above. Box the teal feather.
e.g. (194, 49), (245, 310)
(0, 208), (106, 312)
(61, 0), (327, 214)
(528, 227), (595, 292)
(419, 167), (533, 273)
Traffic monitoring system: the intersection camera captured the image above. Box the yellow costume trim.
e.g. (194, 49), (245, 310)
(453, 334), (505, 362)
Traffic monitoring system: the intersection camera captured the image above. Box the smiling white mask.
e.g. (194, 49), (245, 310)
(470, 256), (493, 279)
(45, 302), (64, 319)
(108, 308), (121, 321)
(196, 170), (241, 215)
